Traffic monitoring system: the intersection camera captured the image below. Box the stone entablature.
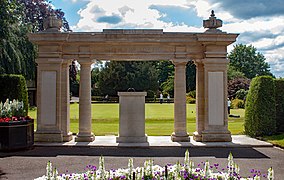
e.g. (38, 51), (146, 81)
(29, 30), (237, 61)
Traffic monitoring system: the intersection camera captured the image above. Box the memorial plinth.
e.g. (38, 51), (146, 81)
(116, 92), (148, 143)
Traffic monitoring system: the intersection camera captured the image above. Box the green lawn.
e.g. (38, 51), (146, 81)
(263, 134), (284, 148)
(28, 103), (245, 136)
(28, 104), (284, 148)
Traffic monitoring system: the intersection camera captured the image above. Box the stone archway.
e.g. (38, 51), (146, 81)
(28, 11), (238, 142)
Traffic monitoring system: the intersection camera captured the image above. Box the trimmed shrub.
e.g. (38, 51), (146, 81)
(275, 79), (284, 132)
(244, 76), (276, 137)
(0, 74), (28, 115)
(231, 98), (245, 109)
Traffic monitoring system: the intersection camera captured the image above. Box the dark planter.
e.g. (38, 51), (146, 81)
(0, 119), (34, 151)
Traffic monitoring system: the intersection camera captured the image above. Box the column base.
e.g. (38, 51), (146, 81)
(201, 130), (232, 142)
(193, 131), (202, 142)
(75, 133), (95, 142)
(116, 135), (148, 143)
(171, 132), (190, 142)
(35, 131), (63, 142)
(63, 132), (73, 142)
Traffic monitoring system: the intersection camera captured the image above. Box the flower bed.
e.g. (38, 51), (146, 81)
(35, 151), (274, 180)
(0, 99), (34, 151)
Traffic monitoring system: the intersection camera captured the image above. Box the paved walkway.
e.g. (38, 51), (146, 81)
(35, 135), (273, 148)
(0, 136), (283, 180)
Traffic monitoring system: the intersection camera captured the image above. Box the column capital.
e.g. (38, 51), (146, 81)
(78, 58), (95, 65)
(171, 59), (189, 66)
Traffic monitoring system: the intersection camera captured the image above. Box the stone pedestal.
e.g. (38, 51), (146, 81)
(116, 92), (148, 143)
(35, 58), (64, 142)
(193, 49), (232, 142)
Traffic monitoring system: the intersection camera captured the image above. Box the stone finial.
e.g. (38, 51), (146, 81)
(43, 12), (62, 32)
(203, 10), (223, 33)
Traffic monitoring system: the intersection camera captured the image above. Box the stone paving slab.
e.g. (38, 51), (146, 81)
(35, 135), (273, 148)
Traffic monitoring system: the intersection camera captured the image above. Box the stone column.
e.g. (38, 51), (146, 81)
(61, 60), (72, 141)
(171, 59), (190, 142)
(193, 60), (205, 141)
(75, 61), (94, 142)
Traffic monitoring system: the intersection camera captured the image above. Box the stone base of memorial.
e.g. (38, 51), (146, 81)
(0, 119), (34, 151)
(116, 92), (148, 143)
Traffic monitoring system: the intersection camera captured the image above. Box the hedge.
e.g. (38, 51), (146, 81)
(244, 76), (276, 137)
(0, 74), (28, 115)
(275, 79), (284, 132)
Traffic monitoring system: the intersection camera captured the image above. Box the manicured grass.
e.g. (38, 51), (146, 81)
(28, 104), (284, 147)
(228, 108), (245, 135)
(28, 103), (245, 136)
(263, 134), (284, 148)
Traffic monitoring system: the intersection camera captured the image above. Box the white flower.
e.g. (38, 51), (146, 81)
(268, 167), (274, 180)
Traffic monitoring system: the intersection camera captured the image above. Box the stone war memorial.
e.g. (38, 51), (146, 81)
(28, 11), (238, 143)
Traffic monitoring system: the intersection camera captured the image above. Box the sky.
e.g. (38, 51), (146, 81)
(51, 0), (284, 77)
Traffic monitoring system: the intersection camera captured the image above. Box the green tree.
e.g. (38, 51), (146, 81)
(17, 0), (70, 32)
(228, 44), (273, 79)
(227, 77), (250, 99)
(227, 65), (245, 80)
(156, 60), (196, 95)
(0, 0), (23, 75)
(0, 0), (70, 81)
(157, 61), (174, 85)
(186, 61), (196, 91)
(97, 61), (159, 96)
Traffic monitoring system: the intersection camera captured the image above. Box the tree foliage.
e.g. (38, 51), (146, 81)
(96, 61), (159, 97)
(16, 0), (70, 32)
(0, 0), (70, 81)
(0, 0), (22, 75)
(227, 77), (250, 99)
(227, 65), (245, 80)
(186, 61), (196, 91)
(93, 60), (196, 98)
(228, 44), (273, 79)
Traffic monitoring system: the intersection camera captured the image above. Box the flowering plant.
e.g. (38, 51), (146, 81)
(35, 150), (274, 180)
(0, 99), (31, 123)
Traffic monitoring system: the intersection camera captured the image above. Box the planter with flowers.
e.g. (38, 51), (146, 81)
(0, 99), (34, 151)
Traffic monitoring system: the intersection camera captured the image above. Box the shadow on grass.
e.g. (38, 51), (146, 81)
(0, 147), (269, 159)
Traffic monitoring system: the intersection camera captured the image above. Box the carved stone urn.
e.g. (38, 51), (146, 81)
(43, 12), (62, 32)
